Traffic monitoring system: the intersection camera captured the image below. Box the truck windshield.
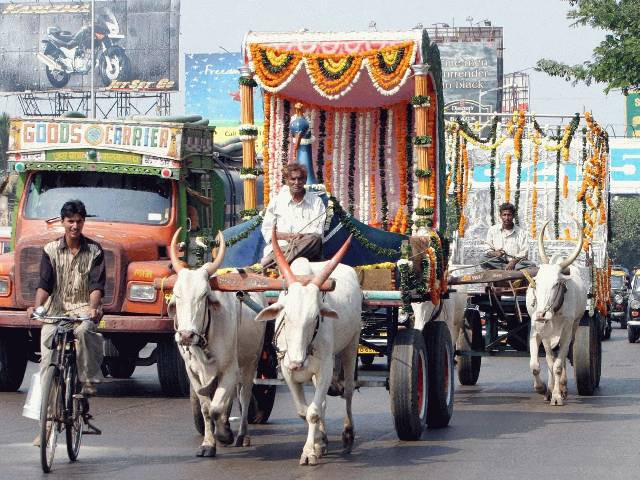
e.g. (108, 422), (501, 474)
(24, 171), (172, 225)
(610, 276), (625, 290)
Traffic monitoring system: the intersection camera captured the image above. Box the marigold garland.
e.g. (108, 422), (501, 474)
(262, 92), (272, 203)
(531, 132), (540, 238)
(504, 153), (512, 203)
(513, 111), (525, 221)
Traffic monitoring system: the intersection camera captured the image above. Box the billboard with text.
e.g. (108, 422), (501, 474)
(0, 0), (180, 93)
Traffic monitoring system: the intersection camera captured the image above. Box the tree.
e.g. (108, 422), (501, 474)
(609, 196), (640, 268)
(536, 0), (640, 93)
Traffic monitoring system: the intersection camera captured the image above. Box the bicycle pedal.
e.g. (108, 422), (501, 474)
(73, 393), (85, 400)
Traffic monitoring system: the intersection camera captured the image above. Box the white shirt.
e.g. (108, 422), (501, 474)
(485, 223), (529, 258)
(261, 186), (326, 257)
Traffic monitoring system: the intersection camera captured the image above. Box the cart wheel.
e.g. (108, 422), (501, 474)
(457, 309), (483, 386)
(628, 326), (639, 343)
(424, 321), (454, 428)
(390, 328), (428, 441)
(602, 317), (612, 340)
(190, 386), (205, 435)
(573, 314), (601, 396)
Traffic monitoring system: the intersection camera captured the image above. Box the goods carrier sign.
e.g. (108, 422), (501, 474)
(8, 119), (212, 160)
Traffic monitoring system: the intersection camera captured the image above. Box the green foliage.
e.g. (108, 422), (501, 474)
(536, 0), (640, 93)
(609, 196), (640, 268)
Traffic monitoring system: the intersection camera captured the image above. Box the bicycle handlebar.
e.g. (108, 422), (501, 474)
(32, 314), (92, 323)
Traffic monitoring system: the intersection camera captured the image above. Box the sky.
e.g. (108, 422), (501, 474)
(0, 0), (626, 136)
(177, 0), (625, 135)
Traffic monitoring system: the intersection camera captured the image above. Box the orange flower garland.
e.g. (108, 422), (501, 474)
(504, 153), (512, 203)
(250, 44), (303, 88)
(562, 174), (568, 199)
(262, 92), (271, 203)
(306, 55), (364, 97)
(531, 132), (540, 238)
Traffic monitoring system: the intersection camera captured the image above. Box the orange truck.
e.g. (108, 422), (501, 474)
(0, 114), (232, 395)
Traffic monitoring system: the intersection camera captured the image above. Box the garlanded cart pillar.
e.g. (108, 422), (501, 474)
(412, 63), (434, 234)
(239, 66), (259, 212)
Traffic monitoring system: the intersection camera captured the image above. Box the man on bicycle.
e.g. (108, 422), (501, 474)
(32, 199), (106, 396)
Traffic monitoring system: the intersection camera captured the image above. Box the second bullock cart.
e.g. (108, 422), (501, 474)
(445, 110), (610, 396)
(186, 28), (459, 440)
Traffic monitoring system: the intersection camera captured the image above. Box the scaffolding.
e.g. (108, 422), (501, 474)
(502, 72), (530, 113)
(12, 89), (172, 118)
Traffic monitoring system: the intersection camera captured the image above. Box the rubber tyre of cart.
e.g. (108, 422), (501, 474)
(190, 385), (206, 435)
(0, 334), (28, 391)
(424, 321), (454, 428)
(40, 365), (62, 473)
(248, 344), (278, 424)
(389, 328), (428, 441)
(65, 361), (83, 462)
(457, 309), (484, 386)
(102, 356), (137, 379)
(602, 316), (612, 340)
(573, 314), (600, 396)
(157, 338), (190, 397)
(628, 326), (639, 343)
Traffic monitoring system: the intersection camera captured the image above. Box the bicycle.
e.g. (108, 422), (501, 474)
(34, 310), (101, 473)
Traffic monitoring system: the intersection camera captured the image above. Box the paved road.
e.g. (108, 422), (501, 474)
(1, 327), (639, 480)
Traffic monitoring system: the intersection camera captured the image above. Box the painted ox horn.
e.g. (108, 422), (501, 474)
(169, 227), (187, 273)
(537, 220), (551, 265)
(311, 234), (352, 288)
(537, 218), (583, 269)
(204, 231), (226, 276)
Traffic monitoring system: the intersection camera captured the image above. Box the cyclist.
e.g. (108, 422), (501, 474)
(30, 199), (106, 398)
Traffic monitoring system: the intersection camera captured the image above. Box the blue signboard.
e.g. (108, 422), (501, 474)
(185, 53), (263, 127)
(609, 138), (640, 194)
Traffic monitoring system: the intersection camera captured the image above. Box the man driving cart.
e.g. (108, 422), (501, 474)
(482, 202), (535, 271)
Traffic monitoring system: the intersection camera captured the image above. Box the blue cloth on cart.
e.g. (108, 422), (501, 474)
(220, 194), (407, 268)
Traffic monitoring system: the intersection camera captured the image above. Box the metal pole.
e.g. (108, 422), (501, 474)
(90, 0), (96, 119)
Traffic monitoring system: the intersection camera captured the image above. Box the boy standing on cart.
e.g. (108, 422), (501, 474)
(482, 202), (534, 271)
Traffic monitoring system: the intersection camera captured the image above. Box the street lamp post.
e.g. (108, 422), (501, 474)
(478, 85), (507, 112)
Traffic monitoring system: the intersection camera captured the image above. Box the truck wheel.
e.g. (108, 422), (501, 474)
(424, 321), (454, 428)
(249, 344), (277, 424)
(190, 386), (205, 435)
(602, 317), (612, 340)
(457, 310), (483, 386)
(620, 317), (627, 329)
(103, 357), (136, 379)
(390, 328), (428, 441)
(628, 327), (639, 343)
(0, 335), (28, 392)
(573, 315), (600, 396)
(156, 339), (190, 397)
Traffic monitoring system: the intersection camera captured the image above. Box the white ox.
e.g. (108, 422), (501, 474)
(255, 230), (362, 466)
(168, 229), (266, 457)
(526, 220), (586, 406)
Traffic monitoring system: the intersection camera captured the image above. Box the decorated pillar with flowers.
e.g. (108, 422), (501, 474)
(239, 66), (260, 213)
(411, 63), (433, 234)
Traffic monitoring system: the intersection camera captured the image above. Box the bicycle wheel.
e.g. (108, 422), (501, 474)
(65, 362), (83, 461)
(40, 365), (63, 473)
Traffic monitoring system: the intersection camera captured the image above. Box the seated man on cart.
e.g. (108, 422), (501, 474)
(258, 163), (326, 270)
(482, 202), (535, 271)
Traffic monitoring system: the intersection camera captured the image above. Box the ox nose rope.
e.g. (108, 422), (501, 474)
(272, 313), (323, 363)
(535, 282), (568, 321)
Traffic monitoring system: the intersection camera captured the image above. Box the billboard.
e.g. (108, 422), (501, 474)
(440, 40), (501, 116)
(0, 0), (180, 93)
(609, 138), (640, 194)
(185, 52), (263, 144)
(626, 91), (640, 137)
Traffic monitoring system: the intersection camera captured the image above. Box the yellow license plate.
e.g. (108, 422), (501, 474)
(358, 345), (377, 355)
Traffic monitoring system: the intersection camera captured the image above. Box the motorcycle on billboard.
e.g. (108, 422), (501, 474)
(36, 8), (131, 88)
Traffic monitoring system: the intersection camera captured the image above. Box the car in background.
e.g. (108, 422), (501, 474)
(610, 265), (630, 329)
(627, 269), (640, 343)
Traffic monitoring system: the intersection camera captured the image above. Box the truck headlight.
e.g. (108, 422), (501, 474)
(0, 276), (10, 296)
(128, 283), (157, 302)
(630, 299), (640, 310)
(615, 294), (623, 304)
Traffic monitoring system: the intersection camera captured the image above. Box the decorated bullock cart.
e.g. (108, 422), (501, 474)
(446, 110), (610, 397)
(194, 29), (457, 441)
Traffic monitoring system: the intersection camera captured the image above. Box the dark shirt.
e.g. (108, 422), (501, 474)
(37, 235), (106, 315)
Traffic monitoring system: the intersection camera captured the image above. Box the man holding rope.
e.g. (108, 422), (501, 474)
(259, 164), (326, 269)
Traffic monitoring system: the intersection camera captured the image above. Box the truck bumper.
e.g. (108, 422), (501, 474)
(610, 311), (625, 318)
(0, 310), (174, 333)
(628, 320), (640, 328)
